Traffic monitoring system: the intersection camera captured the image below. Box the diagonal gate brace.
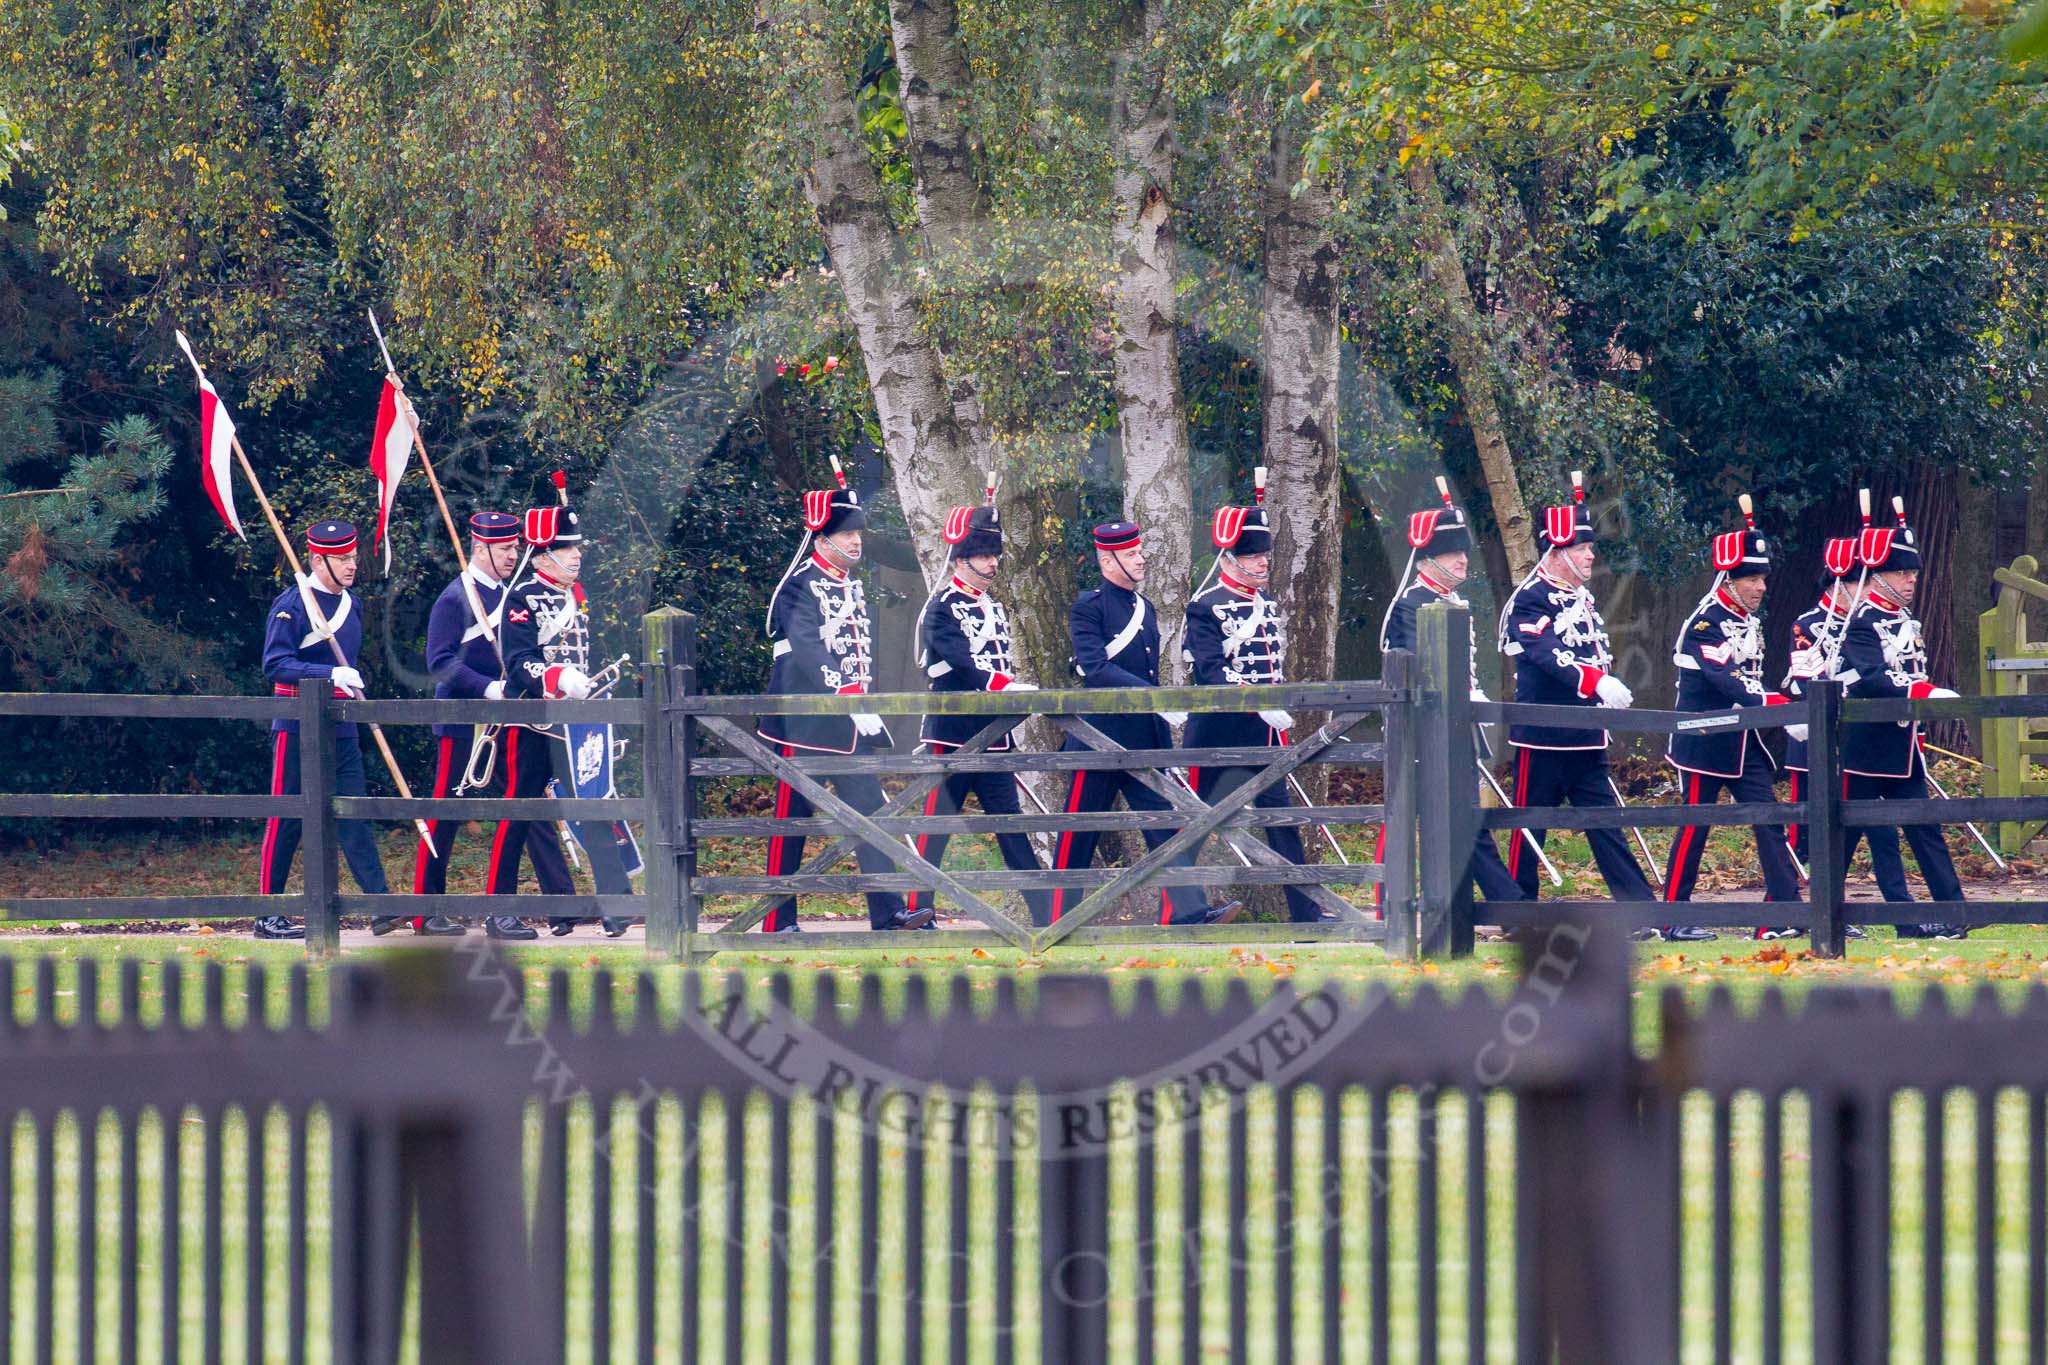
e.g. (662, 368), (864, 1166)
(1048, 716), (1369, 926)
(1036, 712), (1373, 949)
(697, 716), (1036, 948)
(713, 715), (1022, 935)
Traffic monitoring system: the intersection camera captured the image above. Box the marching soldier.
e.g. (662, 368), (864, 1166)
(909, 480), (1055, 927)
(1051, 521), (1241, 926)
(1660, 495), (1801, 939)
(1379, 479), (1524, 906)
(408, 510), (577, 936)
(757, 469), (932, 933)
(1783, 536), (1860, 861)
(1780, 535), (1888, 939)
(1495, 472), (1658, 904)
(1183, 470), (1326, 922)
(486, 485), (635, 939)
(256, 520), (393, 940)
(1839, 496), (1969, 939)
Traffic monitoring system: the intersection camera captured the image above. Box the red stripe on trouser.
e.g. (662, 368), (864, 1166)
(908, 781), (943, 915)
(1372, 823), (1387, 918)
(258, 731), (289, 895)
(486, 729), (520, 894)
(1786, 772), (1802, 856)
(1163, 769), (1198, 926)
(1507, 750), (1530, 878)
(413, 735), (455, 901)
(1665, 774), (1700, 902)
(1049, 768), (1087, 923)
(763, 747), (796, 931)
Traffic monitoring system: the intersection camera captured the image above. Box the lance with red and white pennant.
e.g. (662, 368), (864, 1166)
(173, 330), (429, 839)
(367, 309), (499, 651)
(175, 331), (247, 542)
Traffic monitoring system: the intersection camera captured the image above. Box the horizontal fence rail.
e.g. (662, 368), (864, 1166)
(4, 923), (2048, 1361)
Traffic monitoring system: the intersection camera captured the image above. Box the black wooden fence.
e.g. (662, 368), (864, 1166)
(5, 919), (2048, 1362)
(7, 602), (2048, 957)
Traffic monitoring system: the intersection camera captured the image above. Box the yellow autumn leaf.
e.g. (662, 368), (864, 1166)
(1653, 43), (1671, 58)
(1303, 78), (1322, 103)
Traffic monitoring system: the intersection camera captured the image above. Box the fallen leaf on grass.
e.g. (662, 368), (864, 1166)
(970, 948), (992, 959)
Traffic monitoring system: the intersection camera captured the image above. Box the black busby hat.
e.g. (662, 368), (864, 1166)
(1408, 476), (1472, 558)
(468, 510), (520, 544)
(306, 520), (358, 555)
(943, 471), (1003, 559)
(1212, 465), (1273, 556)
(803, 455), (866, 537)
(1712, 493), (1772, 577)
(1542, 470), (1597, 549)
(1858, 492), (1922, 574)
(524, 471), (584, 550)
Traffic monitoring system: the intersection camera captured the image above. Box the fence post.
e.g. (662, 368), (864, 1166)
(1381, 650), (1419, 959)
(1416, 604), (1477, 957)
(299, 685), (340, 958)
(641, 608), (692, 960)
(1806, 680), (1847, 957)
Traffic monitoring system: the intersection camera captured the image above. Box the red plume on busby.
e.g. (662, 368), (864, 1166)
(1408, 475), (1471, 555)
(1212, 466), (1272, 553)
(1542, 470), (1597, 548)
(942, 471), (1002, 558)
(1821, 537), (1857, 580)
(523, 471), (583, 549)
(1710, 492), (1770, 574)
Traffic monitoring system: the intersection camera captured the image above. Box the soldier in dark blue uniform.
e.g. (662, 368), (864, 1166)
(1379, 482), (1524, 907)
(1783, 536), (1860, 861)
(1659, 496), (1801, 939)
(1183, 474), (1323, 922)
(909, 486), (1055, 926)
(256, 520), (391, 940)
(408, 510), (575, 935)
(1839, 499), (1968, 939)
(757, 479), (930, 933)
(1051, 521), (1239, 926)
(1495, 472), (1657, 903)
(486, 489), (635, 939)
(1783, 533), (1893, 934)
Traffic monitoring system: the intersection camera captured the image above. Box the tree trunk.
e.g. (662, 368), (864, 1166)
(1403, 154), (1537, 578)
(1908, 459), (1964, 751)
(1261, 120), (1344, 691)
(1108, 0), (1194, 676)
(797, 60), (981, 583)
(887, 0), (982, 252)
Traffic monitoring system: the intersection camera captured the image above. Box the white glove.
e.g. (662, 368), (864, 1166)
(1470, 686), (1492, 704)
(1928, 686), (1959, 700)
(328, 665), (365, 694)
(1258, 709), (1295, 732)
(553, 666), (593, 700)
(1593, 674), (1633, 708)
(1784, 724), (1809, 743)
(1160, 711), (1189, 728)
(1003, 681), (1040, 692)
(484, 680), (507, 701)
(852, 712), (886, 737)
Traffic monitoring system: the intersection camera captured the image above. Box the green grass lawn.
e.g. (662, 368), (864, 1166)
(4, 935), (2047, 1362)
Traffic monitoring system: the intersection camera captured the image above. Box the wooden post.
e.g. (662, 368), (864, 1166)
(640, 609), (696, 962)
(674, 616), (702, 962)
(299, 686), (341, 958)
(1416, 603), (1477, 957)
(1806, 680), (1847, 957)
(1380, 650), (1419, 959)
